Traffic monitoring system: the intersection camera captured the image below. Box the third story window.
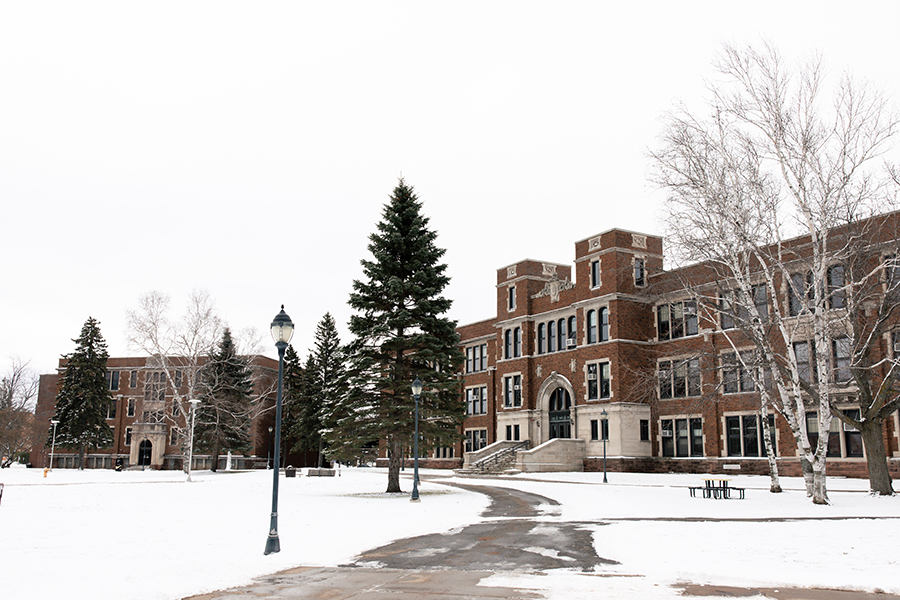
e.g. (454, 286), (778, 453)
(659, 358), (701, 399)
(657, 300), (698, 340)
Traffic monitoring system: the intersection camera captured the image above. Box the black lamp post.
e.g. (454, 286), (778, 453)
(264, 305), (294, 555)
(410, 377), (423, 502)
(601, 408), (608, 483)
(268, 426), (273, 469)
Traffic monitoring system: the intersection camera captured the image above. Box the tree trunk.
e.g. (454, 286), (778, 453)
(210, 443), (220, 473)
(860, 419), (894, 496)
(317, 438), (325, 468)
(811, 465), (829, 505)
(386, 438), (403, 493)
(760, 404), (782, 493)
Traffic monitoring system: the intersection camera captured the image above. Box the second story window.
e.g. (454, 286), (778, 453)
(503, 374), (522, 407)
(634, 257), (645, 287)
(789, 272), (814, 316)
(657, 300), (698, 340)
(659, 358), (701, 399)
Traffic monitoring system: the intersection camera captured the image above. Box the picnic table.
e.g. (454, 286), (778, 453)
(689, 478), (745, 499)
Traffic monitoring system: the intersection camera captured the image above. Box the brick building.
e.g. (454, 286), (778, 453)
(455, 222), (900, 478)
(31, 355), (279, 470)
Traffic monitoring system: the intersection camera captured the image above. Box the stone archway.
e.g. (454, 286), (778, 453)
(138, 440), (153, 466)
(535, 373), (577, 445)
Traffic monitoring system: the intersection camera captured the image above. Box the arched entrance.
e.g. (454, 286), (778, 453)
(138, 440), (153, 466)
(548, 388), (572, 439)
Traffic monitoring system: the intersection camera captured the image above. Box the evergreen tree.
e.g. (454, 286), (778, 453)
(330, 179), (464, 492)
(280, 344), (306, 465)
(51, 317), (114, 468)
(195, 328), (253, 471)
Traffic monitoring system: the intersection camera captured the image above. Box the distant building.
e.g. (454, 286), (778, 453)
(452, 220), (900, 478)
(32, 355), (279, 470)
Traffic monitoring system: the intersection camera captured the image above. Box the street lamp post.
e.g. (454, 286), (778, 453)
(265, 305), (294, 555)
(186, 398), (200, 482)
(49, 419), (59, 470)
(410, 377), (423, 503)
(268, 426), (273, 469)
(601, 408), (608, 483)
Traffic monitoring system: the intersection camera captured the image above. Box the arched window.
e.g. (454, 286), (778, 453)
(599, 307), (609, 342)
(513, 327), (522, 357)
(568, 316), (576, 348)
(537, 323), (546, 354)
(587, 310), (597, 344)
(557, 318), (566, 351)
(548, 321), (556, 352)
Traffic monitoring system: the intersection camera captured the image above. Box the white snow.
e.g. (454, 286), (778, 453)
(1, 466), (898, 599)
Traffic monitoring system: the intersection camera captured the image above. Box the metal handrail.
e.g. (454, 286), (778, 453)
(473, 441), (530, 472)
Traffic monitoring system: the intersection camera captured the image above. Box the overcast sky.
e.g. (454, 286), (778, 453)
(3, 1), (900, 376)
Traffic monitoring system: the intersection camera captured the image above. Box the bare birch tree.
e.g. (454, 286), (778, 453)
(652, 42), (898, 502)
(126, 290), (222, 472)
(1, 358), (41, 467)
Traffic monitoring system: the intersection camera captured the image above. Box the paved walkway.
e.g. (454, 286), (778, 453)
(183, 480), (900, 600)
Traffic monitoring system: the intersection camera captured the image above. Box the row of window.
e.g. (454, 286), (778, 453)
(503, 307), (611, 360)
(465, 344), (488, 373)
(105, 369), (185, 392)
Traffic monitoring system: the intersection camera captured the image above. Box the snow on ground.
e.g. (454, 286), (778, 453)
(1, 466), (899, 599)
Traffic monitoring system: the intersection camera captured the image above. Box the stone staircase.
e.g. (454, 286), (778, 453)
(456, 441), (530, 476)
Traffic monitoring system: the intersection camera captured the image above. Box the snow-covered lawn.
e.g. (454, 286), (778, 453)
(1, 466), (899, 599)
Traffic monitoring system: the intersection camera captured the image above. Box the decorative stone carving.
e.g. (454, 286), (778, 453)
(632, 234), (647, 249)
(507, 265), (517, 278)
(589, 236), (602, 251)
(531, 275), (575, 303)
(542, 263), (557, 277)
(570, 358), (577, 372)
(536, 365), (542, 378)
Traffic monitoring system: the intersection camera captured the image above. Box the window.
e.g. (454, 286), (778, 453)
(590, 419), (599, 441)
(658, 358), (701, 399)
(722, 351), (757, 394)
(125, 427), (132, 446)
(130, 370), (138, 388)
(807, 410), (862, 457)
(107, 400), (117, 420)
(726, 414), (777, 457)
(832, 337), (852, 383)
(127, 398), (136, 418)
(106, 371), (120, 391)
(557, 318), (566, 352)
(503, 375), (522, 408)
(504, 330), (512, 359)
(586, 310), (597, 344)
(567, 316), (577, 349)
(434, 447), (454, 459)
(828, 265), (846, 309)
(634, 257), (645, 287)
(590, 259), (600, 288)
(640, 419), (650, 441)
(465, 429), (488, 452)
(789, 272), (814, 316)
(145, 372), (166, 403)
(538, 324), (546, 354)
(174, 370), (183, 390)
(599, 307), (609, 342)
(506, 424), (520, 441)
(548, 321), (556, 353)
(514, 327), (522, 358)
(657, 300), (698, 340)
(172, 400), (180, 417)
(660, 417), (703, 457)
(465, 344), (487, 373)
(793, 341), (817, 384)
(170, 427), (178, 445)
(466, 386), (488, 415)
(508, 286), (516, 311)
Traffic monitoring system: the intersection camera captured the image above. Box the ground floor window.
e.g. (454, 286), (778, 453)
(465, 429), (488, 452)
(660, 417), (703, 457)
(433, 446), (454, 458)
(726, 414), (776, 457)
(806, 409), (863, 457)
(505, 424), (520, 441)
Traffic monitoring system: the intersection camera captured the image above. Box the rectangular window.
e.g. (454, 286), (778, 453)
(657, 300), (697, 340)
(106, 371), (119, 391)
(127, 398), (135, 417)
(828, 265), (846, 309)
(465, 429), (488, 452)
(506, 424), (521, 441)
(508, 286), (516, 311)
(634, 257), (645, 287)
(170, 427), (178, 445)
(599, 362), (611, 398)
(130, 370), (138, 388)
(793, 341), (816, 384)
(789, 272), (813, 316)
(722, 351), (757, 394)
(832, 337), (852, 383)
(659, 358), (700, 399)
(640, 419), (649, 441)
(107, 400), (117, 420)
(590, 259), (600, 288)
(125, 427), (132, 446)
(503, 375), (521, 408)
(466, 386), (488, 415)
(661, 417), (703, 457)
(174, 370), (183, 390)
(726, 414), (776, 458)
(590, 419), (599, 441)
(587, 364), (598, 400)
(466, 347), (474, 373)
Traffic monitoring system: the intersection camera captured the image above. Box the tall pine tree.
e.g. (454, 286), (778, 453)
(195, 328), (253, 471)
(331, 179), (464, 492)
(51, 317), (114, 468)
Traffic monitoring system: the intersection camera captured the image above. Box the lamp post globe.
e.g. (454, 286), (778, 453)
(265, 305), (294, 555)
(410, 377), (423, 503)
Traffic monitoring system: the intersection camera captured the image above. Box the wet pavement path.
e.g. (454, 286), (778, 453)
(350, 482), (614, 572)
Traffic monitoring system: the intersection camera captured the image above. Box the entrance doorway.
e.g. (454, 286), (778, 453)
(548, 388), (572, 439)
(138, 440), (152, 466)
